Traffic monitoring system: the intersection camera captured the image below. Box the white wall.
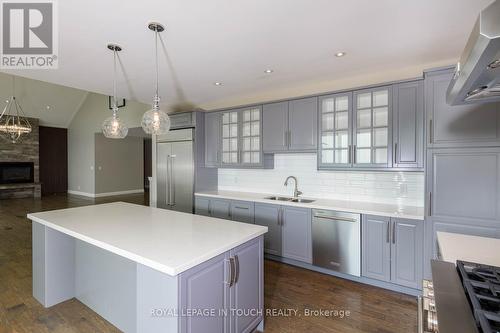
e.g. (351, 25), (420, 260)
(218, 153), (425, 207)
(94, 134), (144, 195)
(68, 93), (149, 195)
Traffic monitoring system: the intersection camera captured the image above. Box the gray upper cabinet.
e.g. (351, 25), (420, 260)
(391, 218), (423, 289)
(392, 80), (424, 169)
(427, 147), (500, 223)
(179, 252), (230, 333)
(229, 237), (264, 333)
(205, 112), (221, 167)
(230, 201), (255, 224)
(318, 93), (353, 168)
(282, 206), (312, 263)
(353, 86), (393, 168)
(170, 112), (196, 129)
(425, 69), (500, 148)
(263, 97), (318, 153)
(288, 97), (318, 151)
(254, 203), (282, 256)
(262, 102), (288, 152)
(362, 215), (391, 282)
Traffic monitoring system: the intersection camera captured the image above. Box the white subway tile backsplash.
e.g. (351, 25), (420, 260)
(218, 153), (425, 207)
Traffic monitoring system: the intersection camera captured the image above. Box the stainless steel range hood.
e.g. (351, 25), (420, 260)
(446, 0), (500, 105)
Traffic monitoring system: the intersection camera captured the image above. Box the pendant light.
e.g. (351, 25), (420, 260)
(102, 44), (128, 139)
(0, 77), (32, 143)
(141, 22), (170, 135)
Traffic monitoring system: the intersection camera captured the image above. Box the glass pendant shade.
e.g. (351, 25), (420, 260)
(102, 109), (128, 139)
(142, 23), (170, 136)
(141, 96), (170, 135)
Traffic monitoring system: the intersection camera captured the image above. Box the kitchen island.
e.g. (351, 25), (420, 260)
(27, 202), (267, 333)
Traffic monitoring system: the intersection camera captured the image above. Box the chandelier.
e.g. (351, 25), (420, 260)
(0, 78), (32, 143)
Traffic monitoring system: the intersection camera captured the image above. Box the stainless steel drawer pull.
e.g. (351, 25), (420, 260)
(313, 215), (357, 223)
(233, 206), (249, 210)
(234, 255), (240, 284)
(386, 221), (391, 243)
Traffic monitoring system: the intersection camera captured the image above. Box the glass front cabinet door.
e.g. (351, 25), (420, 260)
(353, 87), (392, 168)
(221, 110), (239, 166)
(240, 107), (262, 166)
(221, 107), (262, 167)
(318, 93), (353, 168)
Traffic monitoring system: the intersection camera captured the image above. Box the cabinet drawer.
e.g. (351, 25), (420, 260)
(230, 200), (255, 224)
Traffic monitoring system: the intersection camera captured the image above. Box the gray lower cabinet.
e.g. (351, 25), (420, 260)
(194, 197), (211, 216)
(362, 215), (423, 289)
(254, 203), (282, 256)
(210, 199), (232, 219)
(179, 237), (264, 333)
(391, 218), (423, 289)
(179, 252), (229, 333)
(392, 80), (424, 169)
(425, 68), (500, 148)
(230, 237), (264, 333)
(205, 112), (221, 167)
(362, 215), (391, 282)
(262, 97), (318, 153)
(194, 197), (255, 224)
(230, 201), (255, 224)
(282, 206), (312, 263)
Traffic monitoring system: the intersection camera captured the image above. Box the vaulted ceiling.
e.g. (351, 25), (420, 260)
(1, 0), (493, 113)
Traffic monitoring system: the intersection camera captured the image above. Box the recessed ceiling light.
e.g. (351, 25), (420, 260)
(214, 82), (222, 86)
(264, 69), (274, 74)
(335, 52), (346, 57)
(46, 105), (51, 110)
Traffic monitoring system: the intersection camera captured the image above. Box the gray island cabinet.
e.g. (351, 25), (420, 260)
(28, 202), (267, 333)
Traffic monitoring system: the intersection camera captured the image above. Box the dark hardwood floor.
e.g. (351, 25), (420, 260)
(0, 194), (417, 333)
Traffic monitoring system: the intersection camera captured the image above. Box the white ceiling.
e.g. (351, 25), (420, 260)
(0, 72), (88, 127)
(1, 0), (493, 112)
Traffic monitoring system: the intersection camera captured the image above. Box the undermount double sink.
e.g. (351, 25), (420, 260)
(264, 196), (315, 204)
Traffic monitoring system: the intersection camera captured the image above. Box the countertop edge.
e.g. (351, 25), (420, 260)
(27, 213), (267, 276)
(194, 192), (424, 220)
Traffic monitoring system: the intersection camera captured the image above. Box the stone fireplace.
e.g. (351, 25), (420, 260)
(0, 118), (41, 199)
(0, 162), (35, 184)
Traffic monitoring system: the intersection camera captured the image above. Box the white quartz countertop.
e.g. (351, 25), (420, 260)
(27, 202), (267, 276)
(195, 190), (424, 220)
(437, 232), (500, 267)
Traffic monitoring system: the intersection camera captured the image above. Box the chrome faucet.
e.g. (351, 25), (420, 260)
(284, 176), (302, 198)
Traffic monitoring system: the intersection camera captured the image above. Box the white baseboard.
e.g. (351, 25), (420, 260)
(67, 190), (95, 197)
(68, 189), (144, 198)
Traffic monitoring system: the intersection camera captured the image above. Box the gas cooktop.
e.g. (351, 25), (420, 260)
(457, 261), (500, 333)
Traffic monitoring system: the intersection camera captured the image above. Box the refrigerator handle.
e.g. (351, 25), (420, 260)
(170, 155), (176, 206)
(166, 155), (171, 206)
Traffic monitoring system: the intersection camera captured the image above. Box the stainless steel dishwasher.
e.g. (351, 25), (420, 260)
(312, 209), (361, 277)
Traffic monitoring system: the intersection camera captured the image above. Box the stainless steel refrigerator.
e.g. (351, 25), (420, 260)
(156, 128), (194, 213)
